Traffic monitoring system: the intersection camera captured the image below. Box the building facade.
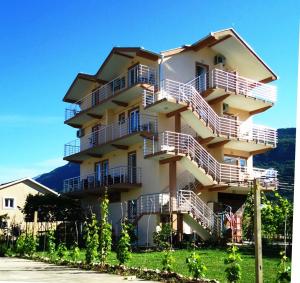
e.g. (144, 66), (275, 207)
(0, 178), (58, 227)
(63, 29), (278, 245)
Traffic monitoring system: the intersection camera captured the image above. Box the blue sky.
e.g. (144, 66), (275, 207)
(0, 0), (298, 183)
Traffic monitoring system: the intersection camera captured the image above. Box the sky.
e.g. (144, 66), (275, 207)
(0, 0), (299, 183)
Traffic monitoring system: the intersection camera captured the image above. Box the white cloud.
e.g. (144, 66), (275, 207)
(0, 158), (67, 184)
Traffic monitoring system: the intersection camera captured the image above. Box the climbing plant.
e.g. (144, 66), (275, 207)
(84, 214), (99, 264)
(186, 252), (207, 279)
(224, 245), (242, 283)
(116, 220), (131, 265)
(99, 189), (112, 265)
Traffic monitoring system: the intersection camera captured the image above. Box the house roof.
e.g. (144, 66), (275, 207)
(0, 178), (59, 196)
(63, 47), (161, 102)
(161, 28), (278, 81)
(63, 28), (277, 102)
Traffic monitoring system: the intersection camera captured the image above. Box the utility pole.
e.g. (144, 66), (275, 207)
(254, 179), (263, 283)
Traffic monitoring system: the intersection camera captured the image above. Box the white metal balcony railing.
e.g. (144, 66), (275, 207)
(63, 166), (142, 193)
(64, 114), (157, 157)
(144, 131), (278, 186)
(143, 75), (277, 146)
(65, 64), (157, 121)
(187, 68), (277, 103)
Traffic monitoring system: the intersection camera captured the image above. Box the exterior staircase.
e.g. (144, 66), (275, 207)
(144, 131), (277, 188)
(132, 172), (223, 241)
(144, 74), (277, 147)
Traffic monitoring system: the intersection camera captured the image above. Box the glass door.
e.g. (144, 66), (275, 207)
(129, 109), (140, 133)
(195, 63), (209, 93)
(128, 152), (137, 183)
(128, 66), (138, 87)
(95, 160), (109, 186)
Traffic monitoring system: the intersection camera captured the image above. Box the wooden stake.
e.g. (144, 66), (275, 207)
(33, 211), (38, 238)
(254, 179), (263, 283)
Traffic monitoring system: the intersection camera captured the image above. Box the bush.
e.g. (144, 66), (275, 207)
(69, 244), (80, 262)
(276, 251), (291, 282)
(162, 250), (175, 272)
(16, 233), (37, 256)
(117, 221), (131, 265)
(186, 252), (207, 279)
(224, 245), (242, 283)
(56, 242), (68, 259)
(153, 223), (172, 250)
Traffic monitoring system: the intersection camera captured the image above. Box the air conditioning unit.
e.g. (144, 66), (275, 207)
(214, 54), (226, 66)
(76, 129), (85, 138)
(223, 103), (229, 113)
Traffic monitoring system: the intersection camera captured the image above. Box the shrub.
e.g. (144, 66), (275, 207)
(224, 245), (242, 283)
(153, 223), (172, 250)
(186, 252), (207, 279)
(70, 244), (81, 262)
(16, 233), (37, 256)
(85, 213), (99, 264)
(56, 242), (68, 259)
(162, 250), (175, 272)
(276, 251), (291, 282)
(117, 221), (131, 265)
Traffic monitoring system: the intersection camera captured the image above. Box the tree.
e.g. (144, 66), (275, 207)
(23, 194), (84, 222)
(84, 214), (99, 264)
(99, 189), (112, 265)
(162, 250), (175, 272)
(243, 191), (293, 242)
(116, 221), (131, 265)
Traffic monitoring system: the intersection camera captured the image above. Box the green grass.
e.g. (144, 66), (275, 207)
(37, 247), (281, 283)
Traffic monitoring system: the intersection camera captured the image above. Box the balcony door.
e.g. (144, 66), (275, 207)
(128, 152), (137, 183)
(128, 108), (140, 133)
(195, 63), (209, 93)
(128, 65), (138, 87)
(95, 160), (109, 187)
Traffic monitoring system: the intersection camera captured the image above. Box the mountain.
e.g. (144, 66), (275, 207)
(35, 162), (79, 192)
(254, 128), (295, 199)
(35, 128), (296, 195)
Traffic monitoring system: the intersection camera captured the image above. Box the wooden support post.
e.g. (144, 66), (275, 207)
(33, 210), (38, 238)
(254, 179), (263, 283)
(169, 161), (177, 213)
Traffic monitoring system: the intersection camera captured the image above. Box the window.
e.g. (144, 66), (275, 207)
(4, 198), (15, 209)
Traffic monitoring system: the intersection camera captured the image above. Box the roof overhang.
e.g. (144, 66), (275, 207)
(162, 28), (278, 82)
(95, 47), (161, 81)
(63, 73), (106, 103)
(0, 178), (59, 196)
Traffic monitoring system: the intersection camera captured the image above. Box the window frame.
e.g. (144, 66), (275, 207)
(3, 197), (16, 209)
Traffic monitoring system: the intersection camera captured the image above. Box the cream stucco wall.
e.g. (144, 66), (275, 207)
(0, 180), (56, 226)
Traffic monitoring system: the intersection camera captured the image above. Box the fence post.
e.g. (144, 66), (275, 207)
(33, 211), (38, 238)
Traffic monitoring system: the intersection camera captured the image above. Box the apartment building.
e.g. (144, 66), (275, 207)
(62, 28), (278, 244)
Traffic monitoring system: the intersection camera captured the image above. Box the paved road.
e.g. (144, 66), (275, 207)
(0, 257), (157, 283)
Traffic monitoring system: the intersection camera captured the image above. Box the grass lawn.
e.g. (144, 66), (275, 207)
(37, 246), (281, 283)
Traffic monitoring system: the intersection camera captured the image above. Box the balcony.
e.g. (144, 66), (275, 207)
(63, 166), (142, 195)
(144, 131), (277, 189)
(64, 114), (157, 162)
(65, 64), (157, 128)
(144, 78), (277, 151)
(188, 68), (277, 112)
